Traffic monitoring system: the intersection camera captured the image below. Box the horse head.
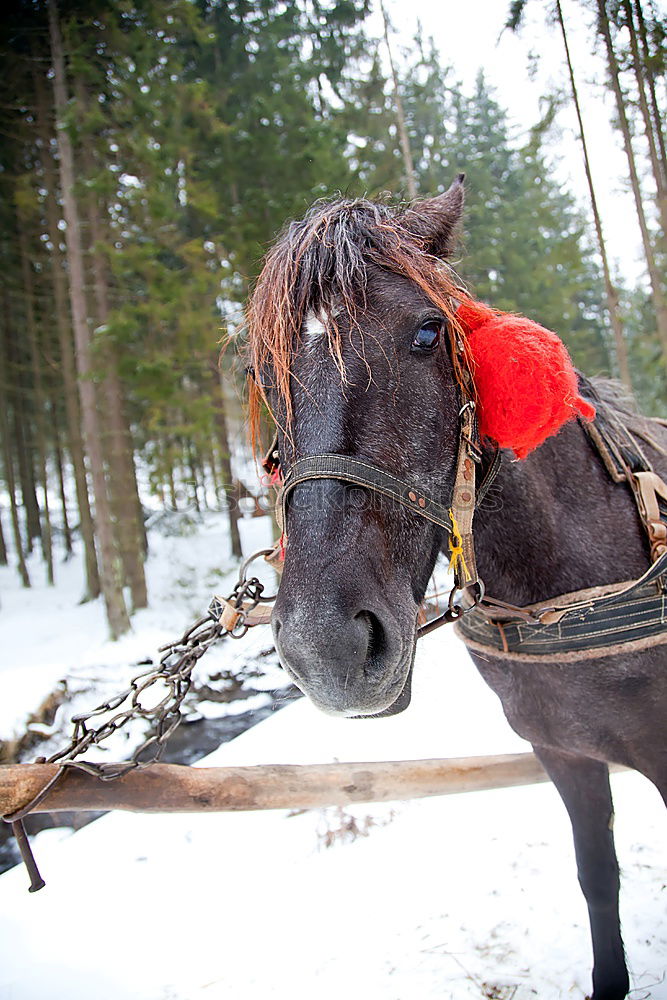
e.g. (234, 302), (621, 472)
(247, 179), (466, 717)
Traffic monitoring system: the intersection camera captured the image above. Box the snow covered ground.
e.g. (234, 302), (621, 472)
(0, 515), (665, 1000)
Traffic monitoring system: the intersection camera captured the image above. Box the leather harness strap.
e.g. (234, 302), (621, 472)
(455, 390), (667, 657)
(456, 549), (667, 659)
(278, 453), (455, 535)
(632, 471), (667, 561)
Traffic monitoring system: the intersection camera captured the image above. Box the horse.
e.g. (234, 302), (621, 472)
(245, 178), (667, 1000)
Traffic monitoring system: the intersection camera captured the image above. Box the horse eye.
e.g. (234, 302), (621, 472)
(411, 320), (443, 353)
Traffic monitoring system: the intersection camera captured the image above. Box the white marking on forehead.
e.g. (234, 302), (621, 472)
(304, 311), (326, 345)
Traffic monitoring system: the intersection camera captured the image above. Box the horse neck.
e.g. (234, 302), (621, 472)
(471, 419), (650, 606)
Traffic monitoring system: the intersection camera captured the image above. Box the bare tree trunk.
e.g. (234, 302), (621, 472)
(380, 0), (417, 200)
(75, 78), (147, 609)
(622, 0), (667, 241)
(4, 291), (41, 551)
(98, 353), (147, 606)
(0, 423), (30, 587)
(207, 441), (221, 495)
(35, 67), (99, 599)
(18, 226), (54, 585)
(52, 402), (73, 557)
(187, 442), (201, 513)
(0, 324), (30, 587)
(556, 0), (633, 390)
(210, 360), (242, 558)
(48, 0), (130, 638)
(0, 507), (7, 566)
(633, 0), (667, 180)
(598, 0), (667, 366)
(51, 246), (100, 597)
(167, 461), (178, 512)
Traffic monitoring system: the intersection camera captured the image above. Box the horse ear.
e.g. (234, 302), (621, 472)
(400, 174), (465, 257)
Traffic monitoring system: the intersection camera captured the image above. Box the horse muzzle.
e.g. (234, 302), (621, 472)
(272, 594), (415, 717)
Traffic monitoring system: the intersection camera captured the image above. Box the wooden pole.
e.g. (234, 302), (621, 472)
(1, 754), (555, 817)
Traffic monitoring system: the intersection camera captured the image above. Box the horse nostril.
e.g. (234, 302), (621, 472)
(354, 610), (386, 672)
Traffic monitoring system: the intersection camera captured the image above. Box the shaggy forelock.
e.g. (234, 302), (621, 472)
(245, 196), (467, 451)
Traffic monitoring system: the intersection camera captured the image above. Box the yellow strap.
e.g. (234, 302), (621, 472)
(448, 508), (471, 582)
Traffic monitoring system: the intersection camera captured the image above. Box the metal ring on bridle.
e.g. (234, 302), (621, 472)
(238, 548), (279, 602)
(448, 578), (486, 616)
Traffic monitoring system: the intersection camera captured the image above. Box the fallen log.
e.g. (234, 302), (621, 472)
(0, 753), (554, 817)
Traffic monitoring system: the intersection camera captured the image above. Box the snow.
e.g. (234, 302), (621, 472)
(0, 516), (665, 1000)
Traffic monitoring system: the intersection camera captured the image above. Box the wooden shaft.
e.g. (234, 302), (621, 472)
(1, 754), (552, 817)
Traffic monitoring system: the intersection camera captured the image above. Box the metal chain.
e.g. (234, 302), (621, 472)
(3, 549), (278, 891)
(45, 549), (276, 781)
(46, 611), (223, 780)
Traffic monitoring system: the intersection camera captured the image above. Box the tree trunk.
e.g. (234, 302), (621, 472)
(99, 361), (147, 606)
(0, 507), (7, 566)
(598, 0), (667, 367)
(18, 225), (54, 585)
(52, 402), (73, 557)
(380, 0), (418, 200)
(210, 360), (242, 558)
(187, 442), (201, 513)
(48, 0), (130, 638)
(75, 77), (147, 609)
(35, 66), (100, 599)
(168, 464), (178, 511)
(622, 0), (667, 242)
(556, 0), (633, 390)
(0, 323), (30, 587)
(633, 0), (667, 181)
(7, 328), (41, 552)
(207, 441), (221, 496)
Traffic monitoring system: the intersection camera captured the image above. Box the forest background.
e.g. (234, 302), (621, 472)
(0, 0), (665, 638)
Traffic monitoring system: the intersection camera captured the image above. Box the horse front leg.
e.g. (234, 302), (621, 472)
(533, 746), (629, 1000)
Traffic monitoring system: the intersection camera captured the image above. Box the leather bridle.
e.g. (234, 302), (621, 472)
(261, 328), (496, 630)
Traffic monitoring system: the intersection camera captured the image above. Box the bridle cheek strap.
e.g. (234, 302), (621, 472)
(448, 401), (479, 589)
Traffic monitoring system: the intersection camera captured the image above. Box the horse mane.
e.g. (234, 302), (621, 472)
(245, 197), (466, 452)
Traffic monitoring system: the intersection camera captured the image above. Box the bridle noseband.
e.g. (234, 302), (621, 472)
(278, 453), (457, 535)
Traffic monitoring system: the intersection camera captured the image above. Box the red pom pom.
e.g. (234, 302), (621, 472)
(457, 299), (595, 460)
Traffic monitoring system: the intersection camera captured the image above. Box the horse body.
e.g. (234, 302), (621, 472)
(247, 181), (666, 1000)
(471, 420), (667, 1000)
(472, 416), (667, 776)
